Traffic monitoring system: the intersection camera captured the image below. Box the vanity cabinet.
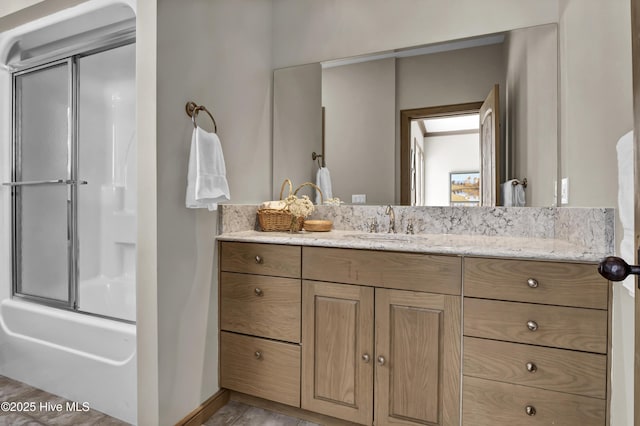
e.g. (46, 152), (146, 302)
(301, 247), (462, 426)
(461, 257), (610, 426)
(219, 242), (302, 407)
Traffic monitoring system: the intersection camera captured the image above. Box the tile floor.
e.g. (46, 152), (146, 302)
(203, 401), (320, 426)
(0, 375), (130, 426)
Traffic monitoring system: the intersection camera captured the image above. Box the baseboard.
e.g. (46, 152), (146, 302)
(175, 388), (230, 426)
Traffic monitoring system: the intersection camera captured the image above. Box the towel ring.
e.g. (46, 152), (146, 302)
(185, 101), (217, 133)
(512, 178), (528, 188)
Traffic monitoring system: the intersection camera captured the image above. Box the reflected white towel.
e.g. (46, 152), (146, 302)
(617, 130), (635, 297)
(186, 126), (230, 211)
(501, 179), (525, 207)
(315, 167), (333, 205)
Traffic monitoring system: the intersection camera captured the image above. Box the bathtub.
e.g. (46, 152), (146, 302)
(79, 275), (136, 322)
(0, 298), (137, 424)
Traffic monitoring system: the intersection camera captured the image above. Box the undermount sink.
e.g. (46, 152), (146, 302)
(349, 233), (414, 243)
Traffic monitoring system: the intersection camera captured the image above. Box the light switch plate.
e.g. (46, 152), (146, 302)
(561, 178), (569, 205)
(352, 194), (366, 204)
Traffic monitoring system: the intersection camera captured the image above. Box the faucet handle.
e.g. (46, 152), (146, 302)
(406, 219), (414, 235)
(368, 218), (378, 233)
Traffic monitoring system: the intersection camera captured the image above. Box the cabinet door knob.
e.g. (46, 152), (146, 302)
(254, 351), (262, 359)
(255, 255), (263, 264)
(254, 288), (263, 297)
(526, 362), (537, 373)
(527, 320), (538, 331)
(377, 356), (386, 366)
(525, 405), (536, 416)
(527, 278), (539, 288)
(362, 354), (370, 363)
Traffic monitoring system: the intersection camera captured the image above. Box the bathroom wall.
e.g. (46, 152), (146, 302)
(558, 0), (632, 209)
(322, 58), (396, 205)
(424, 134), (480, 206)
(272, 0), (559, 69)
(142, 0), (273, 424)
(273, 63), (322, 198)
(0, 0), (87, 31)
(557, 2), (633, 423)
(504, 25), (558, 207)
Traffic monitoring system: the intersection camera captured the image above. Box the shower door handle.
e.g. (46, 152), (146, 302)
(2, 179), (88, 186)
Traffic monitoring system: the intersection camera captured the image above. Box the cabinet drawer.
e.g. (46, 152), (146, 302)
(220, 332), (301, 407)
(462, 376), (605, 426)
(464, 298), (607, 353)
(303, 246), (461, 295)
(221, 272), (301, 342)
(463, 337), (606, 398)
(464, 257), (607, 309)
(220, 242), (301, 278)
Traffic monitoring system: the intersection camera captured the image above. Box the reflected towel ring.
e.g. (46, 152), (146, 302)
(185, 101), (218, 133)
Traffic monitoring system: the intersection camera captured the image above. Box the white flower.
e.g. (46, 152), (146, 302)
(284, 194), (314, 218)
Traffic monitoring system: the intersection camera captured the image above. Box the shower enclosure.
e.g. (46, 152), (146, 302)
(0, 2), (137, 422)
(10, 38), (136, 322)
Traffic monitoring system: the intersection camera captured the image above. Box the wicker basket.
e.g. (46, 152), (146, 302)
(257, 179), (323, 232)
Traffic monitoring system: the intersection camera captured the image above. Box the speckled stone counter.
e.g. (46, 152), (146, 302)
(217, 205), (615, 262)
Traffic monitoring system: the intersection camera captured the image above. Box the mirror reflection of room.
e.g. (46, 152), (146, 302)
(273, 23), (558, 207)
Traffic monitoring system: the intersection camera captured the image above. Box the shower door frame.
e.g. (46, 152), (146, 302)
(10, 57), (79, 310)
(8, 37), (135, 314)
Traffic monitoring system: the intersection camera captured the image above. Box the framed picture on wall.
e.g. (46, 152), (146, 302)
(450, 171), (480, 205)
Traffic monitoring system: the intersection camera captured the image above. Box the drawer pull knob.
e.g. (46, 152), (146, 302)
(527, 278), (539, 288)
(362, 354), (370, 363)
(254, 351), (262, 359)
(254, 288), (263, 297)
(255, 255), (263, 264)
(526, 362), (538, 373)
(377, 356), (386, 366)
(525, 405), (536, 416)
(527, 320), (538, 331)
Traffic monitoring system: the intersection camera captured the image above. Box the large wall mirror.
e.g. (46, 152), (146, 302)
(273, 23), (558, 207)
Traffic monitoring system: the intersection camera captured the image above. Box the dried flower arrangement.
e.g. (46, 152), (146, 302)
(257, 179), (322, 232)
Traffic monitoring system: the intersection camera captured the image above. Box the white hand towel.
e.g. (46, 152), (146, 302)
(501, 180), (516, 206)
(500, 179), (525, 207)
(186, 126), (230, 211)
(315, 167), (333, 205)
(514, 183), (526, 207)
(617, 130), (635, 297)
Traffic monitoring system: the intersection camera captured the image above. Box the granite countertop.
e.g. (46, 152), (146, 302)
(216, 230), (608, 262)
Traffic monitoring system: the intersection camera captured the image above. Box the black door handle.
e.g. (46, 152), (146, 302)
(598, 256), (640, 283)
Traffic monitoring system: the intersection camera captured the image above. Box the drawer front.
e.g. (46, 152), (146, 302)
(220, 332), (301, 407)
(462, 376), (606, 426)
(220, 242), (301, 278)
(303, 246), (461, 295)
(463, 337), (607, 398)
(464, 298), (608, 353)
(464, 257), (607, 309)
(221, 272), (301, 342)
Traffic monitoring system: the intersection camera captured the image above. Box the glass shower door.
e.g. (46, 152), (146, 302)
(11, 60), (75, 307)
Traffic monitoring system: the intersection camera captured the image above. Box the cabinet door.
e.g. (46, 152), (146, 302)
(375, 289), (461, 426)
(301, 280), (374, 425)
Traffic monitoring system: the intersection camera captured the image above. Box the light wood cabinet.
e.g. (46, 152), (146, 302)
(462, 257), (610, 426)
(219, 242), (302, 407)
(375, 288), (460, 426)
(301, 281), (374, 425)
(218, 242), (611, 426)
(301, 247), (461, 426)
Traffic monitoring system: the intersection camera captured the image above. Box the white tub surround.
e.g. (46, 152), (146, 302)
(218, 205), (614, 262)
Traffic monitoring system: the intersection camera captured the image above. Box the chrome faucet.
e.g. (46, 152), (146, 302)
(385, 205), (395, 233)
